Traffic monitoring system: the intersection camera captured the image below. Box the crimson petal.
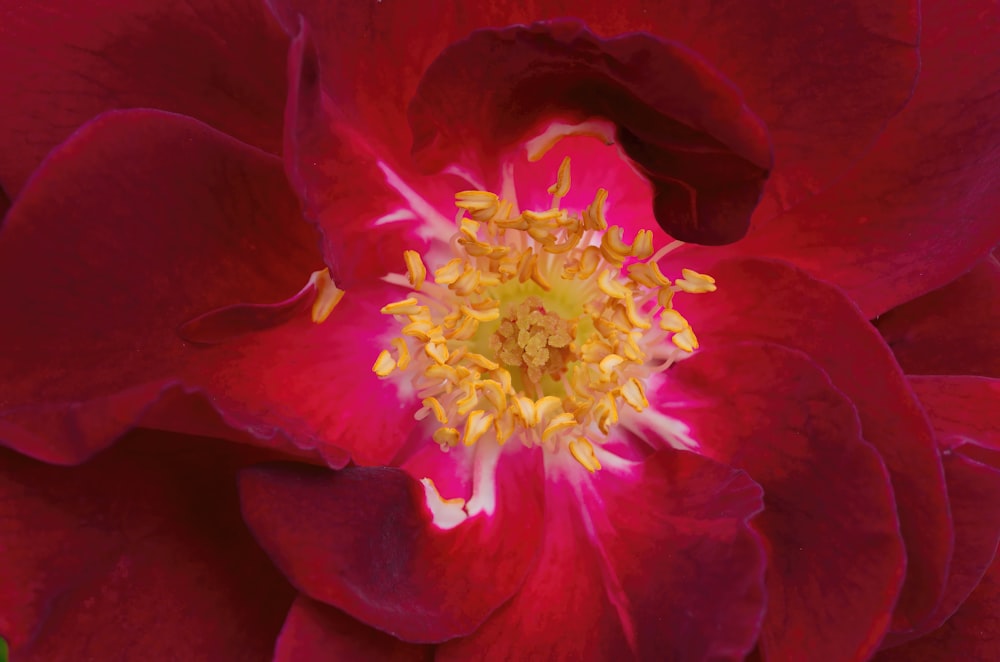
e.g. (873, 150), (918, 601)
(654, 343), (904, 659)
(181, 284), (423, 467)
(0, 430), (295, 660)
(408, 20), (770, 245)
(883, 452), (1000, 648)
(275, 596), (433, 661)
(735, 0), (1000, 316)
(439, 448), (765, 661)
(907, 376), (1000, 452)
(0, 0), (288, 197)
(877, 257), (1000, 379)
(239, 450), (545, 642)
(270, 0), (917, 229)
(876, 554), (1000, 661)
(0, 109), (324, 464)
(683, 257), (951, 630)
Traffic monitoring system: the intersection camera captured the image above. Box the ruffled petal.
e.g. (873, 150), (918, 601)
(181, 283), (422, 467)
(239, 449), (545, 643)
(877, 554), (1000, 661)
(0, 0), (289, 197)
(907, 376), (1000, 452)
(275, 596), (432, 662)
(734, 0), (1000, 316)
(282, 20), (469, 287)
(883, 452), (1000, 648)
(0, 430), (295, 660)
(681, 257), (951, 630)
(877, 258), (1000, 378)
(408, 20), (770, 245)
(271, 0), (917, 228)
(439, 449), (766, 661)
(651, 343), (904, 660)
(0, 109), (324, 464)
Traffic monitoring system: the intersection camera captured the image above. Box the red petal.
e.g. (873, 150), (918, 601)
(0, 109), (324, 464)
(182, 284), (422, 467)
(683, 257), (951, 630)
(884, 453), (1000, 648)
(283, 21), (474, 287)
(272, 0), (917, 229)
(275, 596), (432, 662)
(877, 258), (1000, 378)
(654, 343), (904, 659)
(0, 430), (295, 660)
(907, 376), (1000, 452)
(439, 449), (766, 661)
(408, 20), (770, 245)
(0, 0), (289, 197)
(877, 554), (1000, 661)
(734, 1), (1000, 316)
(239, 450), (545, 643)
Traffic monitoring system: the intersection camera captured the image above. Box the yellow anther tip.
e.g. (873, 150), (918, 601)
(309, 268), (345, 324)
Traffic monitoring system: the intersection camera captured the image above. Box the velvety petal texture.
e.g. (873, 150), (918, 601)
(408, 20), (771, 245)
(0, 109), (327, 464)
(877, 556), (1000, 661)
(736, 0), (1000, 316)
(270, 0), (918, 227)
(0, 0), (289, 197)
(439, 449), (766, 661)
(240, 451), (545, 642)
(0, 430), (295, 660)
(877, 257), (1000, 379)
(653, 343), (904, 660)
(275, 597), (433, 662)
(680, 257), (951, 631)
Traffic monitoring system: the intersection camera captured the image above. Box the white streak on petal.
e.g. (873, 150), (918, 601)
(378, 161), (454, 241)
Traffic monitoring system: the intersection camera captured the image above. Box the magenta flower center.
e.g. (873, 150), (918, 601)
(373, 157), (716, 472)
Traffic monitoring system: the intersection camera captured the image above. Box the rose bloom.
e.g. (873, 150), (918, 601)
(1, 0), (999, 660)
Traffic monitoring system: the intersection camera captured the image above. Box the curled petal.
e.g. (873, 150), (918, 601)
(0, 430), (295, 660)
(0, 0), (288, 197)
(409, 20), (771, 245)
(682, 257), (952, 631)
(653, 343), (904, 660)
(239, 449), (545, 643)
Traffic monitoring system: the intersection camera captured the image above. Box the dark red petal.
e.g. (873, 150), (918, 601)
(683, 257), (951, 630)
(272, 0), (917, 230)
(182, 284), (422, 467)
(882, 376), (1000, 644)
(877, 258), (1000, 378)
(409, 20), (771, 245)
(275, 596), (432, 662)
(0, 109), (323, 464)
(735, 0), (1000, 316)
(876, 554), (1000, 661)
(439, 449), (766, 661)
(0, 0), (288, 197)
(239, 450), (545, 643)
(0, 430), (295, 660)
(884, 452), (1000, 648)
(654, 343), (904, 659)
(907, 376), (1000, 453)
(282, 21), (436, 287)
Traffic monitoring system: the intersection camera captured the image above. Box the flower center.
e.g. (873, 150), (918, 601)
(373, 157), (715, 472)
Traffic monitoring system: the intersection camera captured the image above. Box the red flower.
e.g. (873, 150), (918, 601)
(1, 1), (998, 660)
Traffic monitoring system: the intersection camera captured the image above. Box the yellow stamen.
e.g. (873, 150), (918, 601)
(309, 268), (345, 323)
(372, 157), (715, 473)
(372, 349), (397, 377)
(675, 268), (718, 294)
(569, 438), (602, 473)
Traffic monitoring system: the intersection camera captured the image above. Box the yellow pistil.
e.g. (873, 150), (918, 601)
(371, 157), (715, 472)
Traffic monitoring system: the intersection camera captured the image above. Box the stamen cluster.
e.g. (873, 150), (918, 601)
(373, 158), (715, 472)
